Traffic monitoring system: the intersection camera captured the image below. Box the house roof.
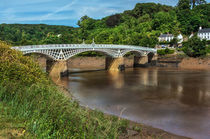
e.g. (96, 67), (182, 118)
(198, 28), (210, 33)
(159, 34), (174, 37)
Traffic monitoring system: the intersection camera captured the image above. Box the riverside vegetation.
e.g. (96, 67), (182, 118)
(0, 1), (209, 47)
(0, 41), (187, 139)
(0, 1), (209, 138)
(0, 1), (209, 58)
(0, 41), (130, 138)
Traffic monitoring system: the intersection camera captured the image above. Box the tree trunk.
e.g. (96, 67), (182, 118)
(192, 0), (196, 8)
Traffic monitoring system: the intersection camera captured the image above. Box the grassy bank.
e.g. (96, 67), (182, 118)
(0, 41), (190, 139)
(0, 41), (128, 138)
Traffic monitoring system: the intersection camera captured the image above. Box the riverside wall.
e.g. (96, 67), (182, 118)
(67, 57), (134, 70)
(35, 56), (210, 72)
(157, 55), (210, 70)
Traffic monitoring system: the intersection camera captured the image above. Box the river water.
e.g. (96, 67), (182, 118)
(61, 68), (210, 139)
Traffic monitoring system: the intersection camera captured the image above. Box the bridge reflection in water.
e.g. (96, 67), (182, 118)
(62, 68), (210, 139)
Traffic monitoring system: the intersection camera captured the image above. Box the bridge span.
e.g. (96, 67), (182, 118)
(12, 43), (156, 60)
(12, 43), (157, 80)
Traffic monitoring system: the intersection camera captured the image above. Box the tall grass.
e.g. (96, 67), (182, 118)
(0, 41), (127, 138)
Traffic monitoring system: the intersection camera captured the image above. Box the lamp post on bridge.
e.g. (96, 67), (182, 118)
(92, 38), (95, 50)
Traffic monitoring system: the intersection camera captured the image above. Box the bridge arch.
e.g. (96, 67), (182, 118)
(121, 50), (145, 57)
(147, 52), (155, 63)
(22, 48), (119, 61)
(64, 49), (118, 61)
(24, 52), (55, 60)
(12, 44), (157, 77)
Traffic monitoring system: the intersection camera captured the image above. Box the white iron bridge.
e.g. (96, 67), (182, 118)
(12, 43), (157, 61)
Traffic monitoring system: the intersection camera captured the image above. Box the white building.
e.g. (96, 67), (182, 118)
(198, 27), (210, 40)
(158, 34), (174, 42)
(177, 34), (183, 43)
(57, 34), (62, 37)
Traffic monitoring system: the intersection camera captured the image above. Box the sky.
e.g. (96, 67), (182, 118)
(0, 0), (209, 27)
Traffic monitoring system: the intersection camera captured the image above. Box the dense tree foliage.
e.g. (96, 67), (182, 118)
(182, 36), (207, 57)
(106, 14), (121, 27)
(0, 2), (209, 48)
(157, 48), (175, 55)
(190, 0), (206, 8)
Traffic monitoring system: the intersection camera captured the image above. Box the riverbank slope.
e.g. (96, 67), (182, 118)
(0, 42), (189, 138)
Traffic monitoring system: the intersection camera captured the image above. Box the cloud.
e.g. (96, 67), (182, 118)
(0, 0), (209, 26)
(40, 0), (78, 21)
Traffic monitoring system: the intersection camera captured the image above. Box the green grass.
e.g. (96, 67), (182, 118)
(0, 42), (128, 138)
(0, 102), (34, 138)
(157, 48), (175, 56)
(0, 78), (127, 139)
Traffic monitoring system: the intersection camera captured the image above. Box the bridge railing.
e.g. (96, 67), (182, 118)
(12, 44), (157, 52)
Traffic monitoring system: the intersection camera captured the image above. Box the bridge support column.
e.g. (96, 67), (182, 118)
(134, 56), (148, 66)
(49, 61), (68, 82)
(152, 54), (158, 61)
(106, 57), (125, 71)
(149, 53), (158, 66)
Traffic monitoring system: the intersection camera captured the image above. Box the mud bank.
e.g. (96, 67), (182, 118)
(157, 55), (210, 70)
(179, 57), (210, 70)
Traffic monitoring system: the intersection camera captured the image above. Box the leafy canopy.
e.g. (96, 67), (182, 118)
(182, 36), (207, 57)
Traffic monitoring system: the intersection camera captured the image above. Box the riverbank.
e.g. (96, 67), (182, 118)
(65, 55), (210, 72)
(0, 41), (190, 138)
(0, 43), (128, 138)
(157, 54), (210, 70)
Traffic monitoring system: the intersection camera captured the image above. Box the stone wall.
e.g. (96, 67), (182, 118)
(67, 57), (105, 70)
(67, 57), (134, 70)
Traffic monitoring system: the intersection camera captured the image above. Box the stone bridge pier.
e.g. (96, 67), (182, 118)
(106, 57), (125, 71)
(36, 53), (158, 81)
(134, 53), (158, 67)
(34, 57), (68, 82)
(12, 43), (157, 80)
(49, 61), (68, 80)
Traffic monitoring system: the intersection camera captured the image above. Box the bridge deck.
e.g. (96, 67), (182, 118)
(12, 44), (157, 60)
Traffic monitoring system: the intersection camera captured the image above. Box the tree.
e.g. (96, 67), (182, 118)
(182, 36), (207, 57)
(190, 0), (206, 8)
(177, 0), (191, 10)
(139, 35), (158, 48)
(106, 14), (121, 27)
(170, 38), (179, 47)
(176, 0), (196, 34)
(152, 11), (179, 34)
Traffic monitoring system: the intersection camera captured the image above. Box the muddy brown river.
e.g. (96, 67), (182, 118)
(61, 68), (210, 139)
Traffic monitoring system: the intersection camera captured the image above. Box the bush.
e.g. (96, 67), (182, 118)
(0, 44), (47, 86)
(182, 36), (207, 57)
(157, 48), (175, 55)
(207, 45), (210, 54)
(0, 42), (127, 138)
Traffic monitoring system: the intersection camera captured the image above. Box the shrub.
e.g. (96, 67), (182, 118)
(206, 45), (210, 54)
(182, 36), (207, 57)
(0, 42), (47, 86)
(157, 48), (175, 55)
(0, 41), (127, 138)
